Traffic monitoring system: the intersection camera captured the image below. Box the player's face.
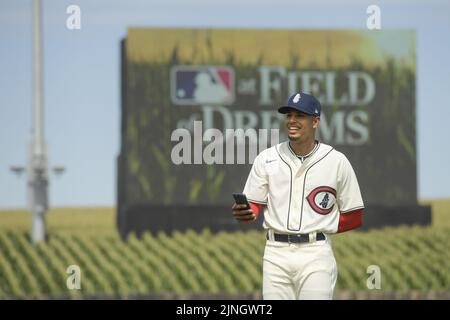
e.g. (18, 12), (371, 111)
(284, 110), (319, 142)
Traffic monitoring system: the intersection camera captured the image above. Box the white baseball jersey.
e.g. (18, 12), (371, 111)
(243, 141), (364, 234)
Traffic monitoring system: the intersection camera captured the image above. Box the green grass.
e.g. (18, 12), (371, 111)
(0, 207), (116, 236)
(419, 198), (450, 228)
(0, 200), (448, 298)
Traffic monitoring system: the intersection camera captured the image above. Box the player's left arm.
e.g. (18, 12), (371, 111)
(337, 208), (363, 233)
(335, 155), (364, 233)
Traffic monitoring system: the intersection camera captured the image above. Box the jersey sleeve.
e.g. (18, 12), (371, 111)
(242, 153), (269, 204)
(336, 155), (364, 213)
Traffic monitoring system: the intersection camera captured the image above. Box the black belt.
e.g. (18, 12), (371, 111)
(267, 232), (325, 243)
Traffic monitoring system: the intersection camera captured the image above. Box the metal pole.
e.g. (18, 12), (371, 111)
(29, 0), (48, 244)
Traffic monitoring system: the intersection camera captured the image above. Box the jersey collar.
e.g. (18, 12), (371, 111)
(277, 141), (332, 171)
(288, 140), (320, 163)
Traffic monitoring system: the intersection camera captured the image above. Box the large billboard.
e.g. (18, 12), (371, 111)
(119, 28), (417, 211)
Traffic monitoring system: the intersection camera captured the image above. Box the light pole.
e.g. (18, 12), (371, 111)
(10, 0), (65, 244)
(29, 0), (48, 243)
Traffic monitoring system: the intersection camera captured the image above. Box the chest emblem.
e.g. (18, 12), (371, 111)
(306, 186), (337, 215)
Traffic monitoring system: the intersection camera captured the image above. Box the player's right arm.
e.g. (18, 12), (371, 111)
(232, 152), (269, 223)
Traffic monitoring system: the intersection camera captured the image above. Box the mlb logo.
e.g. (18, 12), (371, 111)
(171, 65), (234, 105)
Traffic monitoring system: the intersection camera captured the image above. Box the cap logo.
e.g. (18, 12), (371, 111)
(293, 93), (301, 103)
(315, 108), (319, 114)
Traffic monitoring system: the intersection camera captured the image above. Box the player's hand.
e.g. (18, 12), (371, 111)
(232, 203), (256, 222)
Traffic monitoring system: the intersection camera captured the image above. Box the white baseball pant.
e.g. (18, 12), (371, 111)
(262, 234), (337, 300)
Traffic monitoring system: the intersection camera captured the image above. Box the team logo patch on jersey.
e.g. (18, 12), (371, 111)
(171, 65), (234, 105)
(306, 186), (337, 215)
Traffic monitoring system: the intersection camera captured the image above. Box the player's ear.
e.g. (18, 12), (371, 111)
(312, 116), (320, 129)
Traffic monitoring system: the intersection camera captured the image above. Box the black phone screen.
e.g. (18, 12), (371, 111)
(232, 193), (250, 209)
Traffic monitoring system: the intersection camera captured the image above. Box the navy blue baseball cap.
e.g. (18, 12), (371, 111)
(278, 92), (321, 116)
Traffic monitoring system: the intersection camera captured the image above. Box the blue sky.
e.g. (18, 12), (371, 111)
(1, 0), (450, 209)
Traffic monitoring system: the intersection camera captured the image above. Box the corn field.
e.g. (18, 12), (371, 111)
(0, 206), (449, 299)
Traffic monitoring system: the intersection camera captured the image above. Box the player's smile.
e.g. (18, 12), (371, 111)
(287, 125), (301, 137)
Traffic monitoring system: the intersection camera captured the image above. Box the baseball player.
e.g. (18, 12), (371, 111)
(232, 92), (364, 300)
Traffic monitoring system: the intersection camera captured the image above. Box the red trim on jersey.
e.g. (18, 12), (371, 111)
(246, 202), (265, 223)
(337, 208), (363, 233)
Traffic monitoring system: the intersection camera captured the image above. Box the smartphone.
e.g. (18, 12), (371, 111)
(232, 193), (250, 209)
